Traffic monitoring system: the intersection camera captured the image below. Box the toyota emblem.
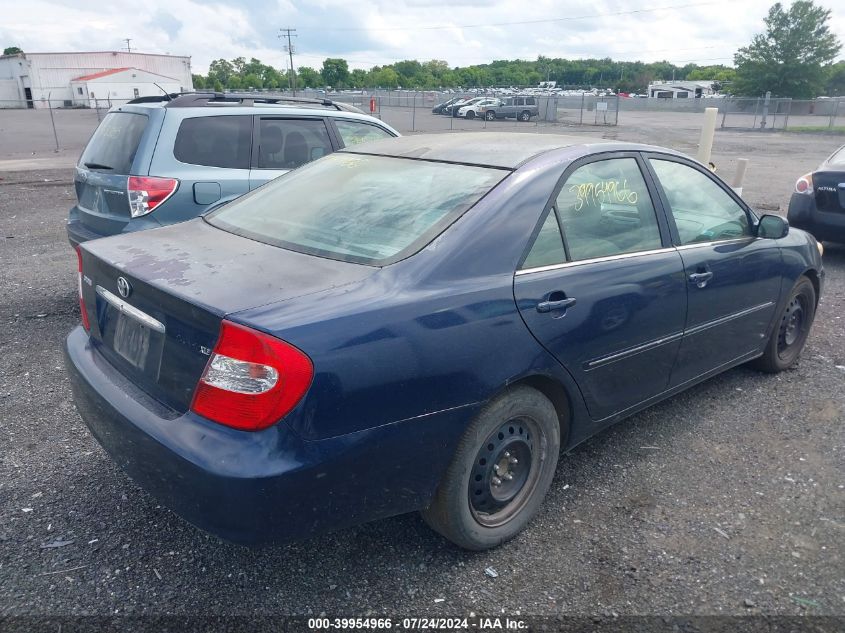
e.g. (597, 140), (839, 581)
(116, 276), (132, 299)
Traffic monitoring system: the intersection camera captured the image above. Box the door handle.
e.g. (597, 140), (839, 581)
(688, 271), (714, 288)
(537, 296), (577, 313)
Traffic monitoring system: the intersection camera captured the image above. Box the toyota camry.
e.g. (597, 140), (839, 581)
(65, 133), (824, 550)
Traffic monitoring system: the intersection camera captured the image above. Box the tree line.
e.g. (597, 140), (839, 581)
(191, 2), (842, 99)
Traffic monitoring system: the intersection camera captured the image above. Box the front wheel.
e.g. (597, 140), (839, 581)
(751, 276), (816, 373)
(421, 387), (561, 550)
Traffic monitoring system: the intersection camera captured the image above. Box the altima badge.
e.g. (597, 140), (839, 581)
(116, 276), (132, 299)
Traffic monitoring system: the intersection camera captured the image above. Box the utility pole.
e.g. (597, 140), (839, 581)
(279, 28), (297, 95)
(123, 38), (132, 53)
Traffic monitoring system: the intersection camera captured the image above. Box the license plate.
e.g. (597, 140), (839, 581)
(113, 312), (151, 369)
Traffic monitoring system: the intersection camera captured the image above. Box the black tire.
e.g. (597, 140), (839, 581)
(751, 276), (816, 373)
(519, 110), (531, 122)
(466, 110), (475, 119)
(485, 110), (496, 121)
(421, 386), (561, 550)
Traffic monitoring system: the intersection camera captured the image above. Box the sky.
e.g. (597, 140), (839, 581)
(1, 0), (843, 74)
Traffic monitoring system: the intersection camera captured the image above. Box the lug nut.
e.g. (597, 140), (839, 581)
(502, 473), (513, 481)
(492, 476), (502, 486)
(509, 456), (518, 465)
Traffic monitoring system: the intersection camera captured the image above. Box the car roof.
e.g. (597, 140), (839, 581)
(340, 132), (613, 169)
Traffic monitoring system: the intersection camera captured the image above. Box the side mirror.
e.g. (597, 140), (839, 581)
(757, 214), (789, 239)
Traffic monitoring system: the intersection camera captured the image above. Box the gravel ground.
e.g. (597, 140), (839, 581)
(0, 148), (843, 619)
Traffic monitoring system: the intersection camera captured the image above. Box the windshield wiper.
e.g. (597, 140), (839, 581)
(83, 162), (113, 170)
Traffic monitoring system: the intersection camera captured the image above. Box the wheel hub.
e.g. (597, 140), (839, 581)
(778, 296), (804, 350)
(470, 422), (535, 521)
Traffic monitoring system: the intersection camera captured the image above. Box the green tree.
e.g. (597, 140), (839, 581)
(349, 68), (368, 89)
(242, 73), (263, 89)
(192, 74), (207, 89)
(321, 58), (350, 89)
(732, 1), (841, 98)
(208, 58), (235, 85)
(824, 60), (845, 95)
(3, 46), (23, 55)
(369, 67), (399, 88)
(297, 67), (323, 88)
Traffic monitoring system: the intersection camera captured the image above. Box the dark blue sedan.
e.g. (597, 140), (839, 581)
(65, 133), (824, 550)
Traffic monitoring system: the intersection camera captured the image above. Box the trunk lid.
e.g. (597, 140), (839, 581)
(80, 219), (377, 412)
(75, 110), (151, 234)
(813, 170), (845, 213)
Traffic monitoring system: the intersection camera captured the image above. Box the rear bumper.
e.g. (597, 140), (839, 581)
(67, 205), (162, 248)
(787, 194), (845, 243)
(64, 326), (470, 544)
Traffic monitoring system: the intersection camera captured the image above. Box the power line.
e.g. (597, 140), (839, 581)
(302, 1), (725, 32)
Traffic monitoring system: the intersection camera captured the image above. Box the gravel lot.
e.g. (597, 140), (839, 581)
(0, 126), (843, 619)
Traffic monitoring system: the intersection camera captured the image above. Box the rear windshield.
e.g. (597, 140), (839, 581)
(79, 111), (148, 173)
(207, 153), (507, 265)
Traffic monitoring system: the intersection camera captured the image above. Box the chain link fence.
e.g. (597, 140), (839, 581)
(718, 97), (844, 131)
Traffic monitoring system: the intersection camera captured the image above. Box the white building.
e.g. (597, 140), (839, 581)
(648, 80), (718, 99)
(0, 51), (192, 108)
(70, 67), (182, 107)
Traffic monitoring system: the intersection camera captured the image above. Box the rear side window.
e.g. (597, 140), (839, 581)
(521, 211), (566, 270)
(257, 118), (333, 169)
(79, 112), (148, 174)
(335, 120), (393, 147)
(174, 115), (252, 169)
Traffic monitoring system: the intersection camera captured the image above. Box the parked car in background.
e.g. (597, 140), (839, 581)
(443, 96), (484, 116)
(432, 96), (463, 114)
(481, 96), (540, 121)
(787, 144), (845, 243)
(457, 98), (502, 119)
(66, 92), (399, 247)
(66, 133), (822, 551)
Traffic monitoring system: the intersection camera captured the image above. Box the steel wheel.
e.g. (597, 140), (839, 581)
(777, 294), (807, 358)
(469, 417), (546, 528)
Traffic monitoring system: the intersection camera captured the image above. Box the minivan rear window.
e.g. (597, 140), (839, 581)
(207, 153), (507, 265)
(174, 115), (252, 169)
(79, 112), (148, 174)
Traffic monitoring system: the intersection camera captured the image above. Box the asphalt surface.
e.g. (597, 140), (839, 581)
(0, 156), (843, 618)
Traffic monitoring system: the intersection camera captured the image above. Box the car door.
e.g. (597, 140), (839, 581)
(248, 116), (336, 190)
(644, 155), (783, 386)
(514, 154), (687, 421)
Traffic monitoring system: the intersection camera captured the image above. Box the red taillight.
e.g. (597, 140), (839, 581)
(795, 174), (813, 195)
(76, 246), (90, 332)
(191, 321), (313, 431)
(128, 176), (178, 218)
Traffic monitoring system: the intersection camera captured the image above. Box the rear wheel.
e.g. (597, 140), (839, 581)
(519, 110), (531, 122)
(751, 276), (816, 373)
(421, 387), (561, 550)
(485, 110), (496, 121)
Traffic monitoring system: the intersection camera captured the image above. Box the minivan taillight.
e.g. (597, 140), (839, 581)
(76, 246), (90, 332)
(191, 321), (313, 431)
(128, 176), (178, 218)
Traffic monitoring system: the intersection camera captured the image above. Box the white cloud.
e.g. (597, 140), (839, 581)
(0, 0), (842, 73)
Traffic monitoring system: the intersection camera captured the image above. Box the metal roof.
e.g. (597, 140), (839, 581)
(71, 67), (132, 82)
(340, 132), (610, 169)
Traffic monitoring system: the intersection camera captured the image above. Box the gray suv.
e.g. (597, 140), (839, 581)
(67, 92), (400, 246)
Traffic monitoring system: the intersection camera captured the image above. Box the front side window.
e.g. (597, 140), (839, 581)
(650, 159), (751, 244)
(173, 115), (251, 169)
(208, 153), (507, 265)
(555, 158), (662, 261)
(334, 119), (393, 148)
(257, 118), (333, 169)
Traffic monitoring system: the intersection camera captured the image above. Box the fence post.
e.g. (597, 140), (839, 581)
(760, 91), (770, 129)
(412, 92), (416, 131)
(47, 92), (59, 152)
(579, 93), (584, 125)
(721, 101), (728, 128)
(783, 99), (792, 130)
(751, 97), (760, 130)
(830, 99), (840, 130)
